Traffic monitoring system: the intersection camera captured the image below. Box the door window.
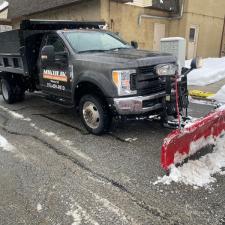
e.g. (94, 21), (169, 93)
(46, 34), (65, 53)
(189, 28), (196, 42)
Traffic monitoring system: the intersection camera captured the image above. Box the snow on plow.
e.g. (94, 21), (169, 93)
(161, 107), (225, 171)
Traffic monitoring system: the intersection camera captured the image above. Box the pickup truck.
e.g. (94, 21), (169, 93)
(0, 20), (190, 134)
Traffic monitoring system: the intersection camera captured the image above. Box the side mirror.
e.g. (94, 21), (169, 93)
(41, 45), (55, 66)
(131, 41), (138, 49)
(191, 57), (203, 69)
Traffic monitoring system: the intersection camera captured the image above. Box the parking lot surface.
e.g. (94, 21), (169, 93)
(0, 94), (224, 225)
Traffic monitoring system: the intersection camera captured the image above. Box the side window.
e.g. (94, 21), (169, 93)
(46, 34), (65, 53)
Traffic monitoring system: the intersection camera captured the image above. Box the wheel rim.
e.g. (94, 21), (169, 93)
(2, 81), (9, 100)
(83, 101), (100, 129)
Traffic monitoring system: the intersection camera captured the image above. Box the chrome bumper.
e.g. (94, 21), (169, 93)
(113, 92), (166, 115)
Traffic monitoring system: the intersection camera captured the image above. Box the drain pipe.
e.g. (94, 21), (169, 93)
(138, 0), (184, 26)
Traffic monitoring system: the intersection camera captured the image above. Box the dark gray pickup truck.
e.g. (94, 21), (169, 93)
(0, 20), (191, 134)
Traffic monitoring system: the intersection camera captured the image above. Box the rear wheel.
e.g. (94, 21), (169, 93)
(1, 78), (25, 104)
(1, 79), (15, 104)
(79, 95), (111, 135)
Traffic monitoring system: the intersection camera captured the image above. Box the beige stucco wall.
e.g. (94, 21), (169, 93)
(11, 0), (101, 28)
(169, 0), (225, 58)
(101, 0), (170, 50)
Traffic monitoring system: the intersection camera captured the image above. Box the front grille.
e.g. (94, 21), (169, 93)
(132, 65), (165, 95)
(139, 65), (155, 74)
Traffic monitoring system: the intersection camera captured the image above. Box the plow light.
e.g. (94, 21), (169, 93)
(155, 64), (178, 76)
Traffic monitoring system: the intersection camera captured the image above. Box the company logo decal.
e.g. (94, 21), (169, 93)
(43, 70), (68, 82)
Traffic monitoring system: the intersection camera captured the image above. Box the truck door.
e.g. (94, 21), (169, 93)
(39, 33), (71, 97)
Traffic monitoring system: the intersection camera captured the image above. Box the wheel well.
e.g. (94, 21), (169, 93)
(75, 82), (106, 106)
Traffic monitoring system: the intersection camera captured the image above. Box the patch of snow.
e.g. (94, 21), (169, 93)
(0, 134), (15, 152)
(189, 96), (217, 106)
(0, 1), (8, 11)
(211, 85), (225, 104)
(66, 204), (99, 225)
(88, 190), (136, 225)
(154, 133), (225, 188)
(187, 57), (225, 86)
(125, 137), (138, 142)
(0, 105), (92, 162)
(0, 105), (31, 121)
(37, 203), (42, 212)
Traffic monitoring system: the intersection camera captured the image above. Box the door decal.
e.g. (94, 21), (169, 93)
(43, 69), (68, 82)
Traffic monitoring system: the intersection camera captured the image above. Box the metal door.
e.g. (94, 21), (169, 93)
(187, 25), (199, 59)
(153, 23), (166, 51)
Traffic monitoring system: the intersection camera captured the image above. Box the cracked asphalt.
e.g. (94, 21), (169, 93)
(0, 93), (224, 225)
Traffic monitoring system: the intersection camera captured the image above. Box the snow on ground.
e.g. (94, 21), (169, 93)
(186, 57), (225, 86)
(0, 105), (92, 162)
(0, 134), (15, 152)
(66, 203), (99, 225)
(154, 133), (225, 189)
(211, 85), (225, 104)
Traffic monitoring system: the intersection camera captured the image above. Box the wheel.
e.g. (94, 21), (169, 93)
(79, 95), (112, 135)
(1, 79), (16, 104)
(1, 78), (25, 104)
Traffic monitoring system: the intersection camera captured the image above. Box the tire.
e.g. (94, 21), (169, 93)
(1, 78), (25, 104)
(79, 95), (112, 135)
(1, 79), (16, 104)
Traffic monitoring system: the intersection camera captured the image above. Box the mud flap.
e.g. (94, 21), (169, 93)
(161, 108), (225, 171)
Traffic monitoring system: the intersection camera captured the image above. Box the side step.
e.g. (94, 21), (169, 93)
(34, 92), (74, 109)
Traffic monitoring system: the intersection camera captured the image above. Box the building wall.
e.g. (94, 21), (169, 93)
(169, 0), (225, 58)
(11, 0), (101, 28)
(101, 0), (170, 50)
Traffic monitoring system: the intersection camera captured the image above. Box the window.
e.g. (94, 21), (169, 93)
(46, 34), (65, 53)
(189, 28), (196, 42)
(64, 31), (131, 53)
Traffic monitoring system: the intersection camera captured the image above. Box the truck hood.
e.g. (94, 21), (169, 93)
(76, 49), (176, 68)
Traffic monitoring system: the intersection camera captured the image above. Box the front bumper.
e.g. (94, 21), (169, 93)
(113, 91), (166, 115)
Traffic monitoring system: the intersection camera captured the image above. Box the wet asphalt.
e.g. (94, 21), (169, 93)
(0, 93), (224, 225)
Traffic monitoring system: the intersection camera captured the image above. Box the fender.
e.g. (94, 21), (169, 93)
(72, 71), (117, 103)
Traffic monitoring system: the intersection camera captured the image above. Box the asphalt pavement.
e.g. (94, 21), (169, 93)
(0, 93), (224, 225)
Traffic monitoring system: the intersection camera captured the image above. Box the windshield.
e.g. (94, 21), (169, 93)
(64, 31), (132, 53)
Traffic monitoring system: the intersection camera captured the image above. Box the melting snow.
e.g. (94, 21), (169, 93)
(0, 135), (15, 152)
(154, 133), (225, 188)
(66, 204), (99, 225)
(37, 203), (42, 212)
(211, 84), (225, 104)
(186, 57), (225, 86)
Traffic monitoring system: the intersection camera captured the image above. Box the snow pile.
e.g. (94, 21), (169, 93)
(155, 133), (225, 189)
(0, 135), (15, 152)
(211, 85), (225, 104)
(186, 57), (225, 86)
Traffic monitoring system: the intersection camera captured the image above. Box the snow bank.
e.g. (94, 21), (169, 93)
(187, 57), (225, 86)
(211, 84), (225, 104)
(154, 133), (225, 189)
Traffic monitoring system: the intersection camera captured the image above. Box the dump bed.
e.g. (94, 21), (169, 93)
(0, 30), (24, 74)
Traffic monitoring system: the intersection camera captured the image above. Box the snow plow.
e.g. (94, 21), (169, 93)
(161, 107), (225, 171)
(160, 56), (225, 172)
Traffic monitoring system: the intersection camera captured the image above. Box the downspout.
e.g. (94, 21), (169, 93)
(138, 0), (184, 26)
(219, 16), (225, 57)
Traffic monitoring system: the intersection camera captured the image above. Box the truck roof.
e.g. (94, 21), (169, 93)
(20, 19), (105, 31)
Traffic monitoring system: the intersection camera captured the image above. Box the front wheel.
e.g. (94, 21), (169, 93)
(79, 95), (112, 135)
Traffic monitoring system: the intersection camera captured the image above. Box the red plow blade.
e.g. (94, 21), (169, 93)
(161, 108), (225, 171)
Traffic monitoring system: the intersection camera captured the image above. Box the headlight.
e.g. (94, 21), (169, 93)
(155, 64), (178, 76)
(112, 69), (137, 96)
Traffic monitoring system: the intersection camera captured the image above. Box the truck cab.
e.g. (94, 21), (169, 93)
(0, 20), (189, 134)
